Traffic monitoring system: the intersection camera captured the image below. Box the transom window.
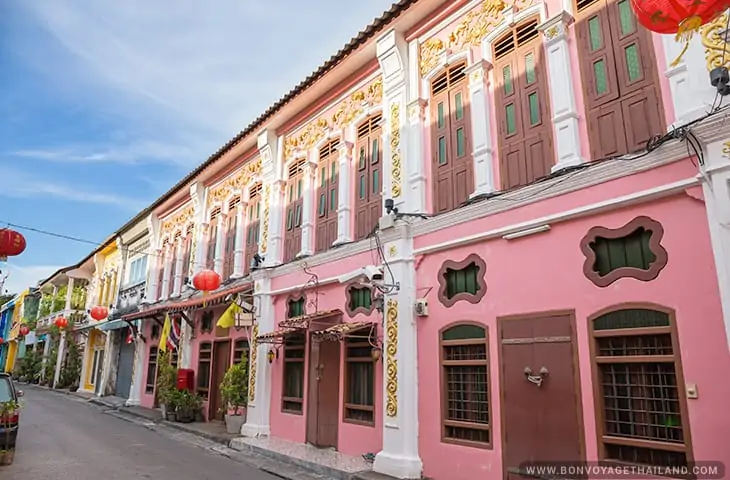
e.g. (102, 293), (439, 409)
(282, 333), (306, 414)
(440, 323), (491, 448)
(591, 308), (689, 467)
(344, 335), (375, 425)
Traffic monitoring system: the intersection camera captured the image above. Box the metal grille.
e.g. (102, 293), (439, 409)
(443, 342), (490, 444)
(597, 334), (673, 356)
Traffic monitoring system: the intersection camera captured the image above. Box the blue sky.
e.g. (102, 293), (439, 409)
(0, 0), (395, 294)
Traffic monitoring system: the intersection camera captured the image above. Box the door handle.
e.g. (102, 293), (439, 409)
(524, 366), (549, 387)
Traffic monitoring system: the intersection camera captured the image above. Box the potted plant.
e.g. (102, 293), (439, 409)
(0, 400), (19, 466)
(155, 351), (177, 417)
(175, 390), (202, 423)
(219, 360), (248, 434)
(164, 389), (183, 422)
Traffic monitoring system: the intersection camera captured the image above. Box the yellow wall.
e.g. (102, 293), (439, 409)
(84, 329), (106, 390)
(93, 244), (120, 308)
(4, 341), (17, 373)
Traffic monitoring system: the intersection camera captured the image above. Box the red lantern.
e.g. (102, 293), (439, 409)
(193, 269), (221, 293)
(629, 0), (730, 65)
(0, 338), (4, 345)
(0, 228), (26, 261)
(90, 306), (108, 321)
(19, 325), (29, 337)
(55, 316), (68, 329)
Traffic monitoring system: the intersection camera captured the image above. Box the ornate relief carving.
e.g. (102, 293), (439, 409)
(283, 77), (383, 159)
(701, 12), (730, 72)
(723, 140), (730, 158)
(419, 38), (444, 77)
(385, 298), (399, 418)
(248, 324), (258, 403)
(388, 245), (397, 257)
(390, 103), (402, 198)
(206, 158), (263, 208)
(161, 205), (195, 238)
(260, 184), (271, 254)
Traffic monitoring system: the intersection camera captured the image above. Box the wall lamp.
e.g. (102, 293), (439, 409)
(267, 346), (280, 364)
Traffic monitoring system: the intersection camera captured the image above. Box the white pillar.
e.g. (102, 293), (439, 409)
(232, 201), (246, 278)
(98, 331), (114, 396)
(179, 318), (194, 369)
(242, 274), (273, 437)
(172, 238), (185, 297)
(335, 140), (354, 244)
(406, 40), (427, 213)
(214, 214), (226, 276)
(465, 60), (496, 196)
(52, 331), (66, 389)
(258, 130), (283, 267)
(538, 11), (585, 172)
(161, 246), (172, 300)
(126, 322), (146, 406)
(194, 223), (209, 274)
(145, 249), (161, 303)
(65, 277), (75, 310)
(373, 224), (421, 479)
(299, 159), (317, 257)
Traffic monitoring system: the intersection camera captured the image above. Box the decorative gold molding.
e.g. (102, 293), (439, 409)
(283, 77), (383, 159)
(419, 38), (444, 77)
(260, 184), (271, 254)
(385, 298), (399, 418)
(544, 25), (560, 40)
(701, 12), (730, 72)
(388, 245), (397, 257)
(390, 103), (402, 198)
(206, 158), (262, 208)
(161, 205), (195, 238)
(723, 140), (730, 158)
(248, 324), (258, 403)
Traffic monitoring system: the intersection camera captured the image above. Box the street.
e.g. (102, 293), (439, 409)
(4, 387), (279, 480)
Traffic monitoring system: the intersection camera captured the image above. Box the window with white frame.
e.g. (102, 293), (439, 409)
(127, 256), (148, 286)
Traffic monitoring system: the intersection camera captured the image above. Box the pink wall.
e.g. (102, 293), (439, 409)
(139, 320), (157, 409)
(415, 191), (729, 480)
(268, 277), (383, 457)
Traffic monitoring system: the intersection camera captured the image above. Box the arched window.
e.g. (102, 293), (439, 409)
(223, 196), (240, 280)
(207, 207), (221, 269)
(244, 183), (262, 274)
(430, 62), (473, 213)
(494, 19), (554, 189)
(440, 322), (491, 447)
(355, 115), (382, 240)
(316, 139), (340, 252)
(590, 307), (690, 467)
(284, 159), (305, 262)
(574, 0), (664, 159)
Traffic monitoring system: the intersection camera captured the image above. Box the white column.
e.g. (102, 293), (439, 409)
(172, 239), (184, 297)
(335, 140), (354, 244)
(179, 318), (194, 369)
(299, 159), (317, 257)
(258, 130), (283, 267)
(214, 214), (226, 276)
(98, 331), (115, 396)
(189, 181), (207, 276)
(242, 274), (273, 437)
(65, 277), (75, 310)
(405, 100), (427, 213)
(41, 338), (51, 381)
(52, 331), (66, 389)
(537, 11), (585, 172)
(126, 322), (145, 407)
(145, 249), (161, 303)
(373, 224), (422, 479)
(161, 246), (172, 300)
(194, 223), (209, 274)
(232, 201), (246, 278)
(464, 60), (496, 196)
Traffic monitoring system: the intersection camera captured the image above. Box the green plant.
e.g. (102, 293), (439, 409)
(38, 294), (52, 318)
(219, 360), (248, 416)
(71, 285), (87, 311)
(59, 337), (82, 389)
(155, 351), (177, 406)
(175, 390), (203, 422)
(43, 339), (59, 387)
(51, 286), (67, 313)
(15, 349), (42, 383)
(0, 400), (20, 453)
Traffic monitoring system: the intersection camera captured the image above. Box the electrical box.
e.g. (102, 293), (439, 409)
(415, 299), (429, 317)
(177, 368), (195, 391)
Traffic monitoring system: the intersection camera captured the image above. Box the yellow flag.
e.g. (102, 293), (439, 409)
(158, 313), (171, 353)
(217, 302), (242, 329)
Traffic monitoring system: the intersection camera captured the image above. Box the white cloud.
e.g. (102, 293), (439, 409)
(0, 263), (62, 295)
(0, 166), (148, 211)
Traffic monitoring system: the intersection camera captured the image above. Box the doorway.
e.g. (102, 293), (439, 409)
(306, 336), (341, 449)
(209, 340), (231, 421)
(115, 328), (135, 398)
(498, 312), (585, 480)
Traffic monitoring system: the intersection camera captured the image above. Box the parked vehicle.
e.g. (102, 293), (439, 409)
(0, 373), (22, 451)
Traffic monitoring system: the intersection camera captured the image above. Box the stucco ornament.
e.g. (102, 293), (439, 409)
(206, 158), (263, 208)
(390, 103), (402, 198)
(701, 12), (730, 72)
(260, 184), (271, 254)
(385, 298), (399, 418)
(248, 324), (259, 403)
(723, 140), (730, 158)
(160, 205), (195, 240)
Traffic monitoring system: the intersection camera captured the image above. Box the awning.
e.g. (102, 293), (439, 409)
(277, 309), (343, 329)
(256, 327), (301, 344)
(97, 319), (129, 331)
(312, 321), (375, 342)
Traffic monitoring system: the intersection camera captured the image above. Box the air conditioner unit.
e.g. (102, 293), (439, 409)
(415, 299), (428, 317)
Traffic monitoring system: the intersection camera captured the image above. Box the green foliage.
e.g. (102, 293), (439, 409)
(43, 338), (59, 386)
(175, 390), (203, 421)
(14, 349), (42, 383)
(59, 336), (82, 389)
(155, 351), (178, 405)
(21, 296), (40, 322)
(38, 294), (52, 318)
(0, 399), (20, 452)
(52, 286), (67, 313)
(71, 285), (87, 311)
(0, 294), (14, 308)
(219, 360), (248, 415)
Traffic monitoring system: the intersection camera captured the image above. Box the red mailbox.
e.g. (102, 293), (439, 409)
(177, 368), (195, 391)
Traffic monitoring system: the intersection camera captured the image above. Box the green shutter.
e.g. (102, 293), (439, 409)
(506, 104), (516, 135)
(454, 93), (463, 120)
(437, 102), (445, 128)
(528, 93), (539, 126)
(442, 324), (486, 340)
(593, 60), (608, 95)
(359, 175), (366, 199)
(438, 136), (447, 165)
(503, 65), (513, 95)
(371, 139), (379, 164)
(525, 53), (535, 84)
(456, 128), (465, 157)
(330, 189), (336, 211)
(588, 16), (603, 51)
(319, 194), (326, 216)
(624, 44), (641, 82)
(618, 0), (635, 36)
(372, 169), (380, 194)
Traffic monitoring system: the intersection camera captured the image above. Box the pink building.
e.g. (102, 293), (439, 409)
(119, 1), (730, 479)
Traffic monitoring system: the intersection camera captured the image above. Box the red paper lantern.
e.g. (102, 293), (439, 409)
(90, 306), (108, 321)
(55, 316), (68, 329)
(0, 228), (26, 261)
(0, 338), (4, 345)
(19, 325), (29, 337)
(629, 0), (730, 65)
(192, 269), (221, 293)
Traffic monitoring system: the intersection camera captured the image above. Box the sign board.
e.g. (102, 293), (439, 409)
(235, 312), (255, 327)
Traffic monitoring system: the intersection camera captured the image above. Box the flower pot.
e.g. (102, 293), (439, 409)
(177, 410), (194, 423)
(225, 413), (246, 434)
(0, 449), (14, 466)
(166, 411), (177, 422)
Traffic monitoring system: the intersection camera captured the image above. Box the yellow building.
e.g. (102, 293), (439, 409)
(4, 289), (30, 374)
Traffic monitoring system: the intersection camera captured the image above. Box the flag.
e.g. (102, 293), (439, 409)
(217, 301), (242, 329)
(158, 313), (171, 353)
(167, 317), (181, 351)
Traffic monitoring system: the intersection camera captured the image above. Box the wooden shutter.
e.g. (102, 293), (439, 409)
(284, 160), (305, 262)
(245, 184), (262, 274)
(354, 115), (382, 241)
(207, 208), (220, 269)
(316, 139), (340, 253)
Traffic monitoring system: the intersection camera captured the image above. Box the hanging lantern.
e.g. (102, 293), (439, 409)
(0, 337), (4, 345)
(629, 0), (730, 66)
(0, 228), (26, 261)
(55, 316), (68, 329)
(19, 325), (29, 337)
(193, 269), (221, 299)
(90, 306), (109, 321)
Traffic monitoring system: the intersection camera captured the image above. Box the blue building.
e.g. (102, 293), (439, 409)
(0, 297), (17, 371)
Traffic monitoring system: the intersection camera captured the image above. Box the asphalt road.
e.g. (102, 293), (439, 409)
(4, 387), (280, 480)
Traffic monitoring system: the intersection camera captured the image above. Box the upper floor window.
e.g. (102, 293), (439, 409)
(284, 159), (305, 263)
(575, 0), (664, 159)
(355, 114), (382, 241)
(207, 207), (221, 270)
(157, 240), (167, 300)
(245, 184), (262, 275)
(224, 197), (240, 280)
(181, 223), (194, 284)
(316, 139), (340, 253)
(168, 231), (181, 294)
(430, 62), (474, 214)
(494, 19), (554, 190)
(127, 256), (147, 286)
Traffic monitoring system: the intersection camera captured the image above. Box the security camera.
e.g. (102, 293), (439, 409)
(337, 265), (383, 284)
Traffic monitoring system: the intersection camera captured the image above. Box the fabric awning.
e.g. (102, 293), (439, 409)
(312, 321), (375, 342)
(277, 309), (343, 329)
(256, 327), (301, 344)
(97, 319), (129, 331)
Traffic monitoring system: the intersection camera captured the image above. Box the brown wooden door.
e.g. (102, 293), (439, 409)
(354, 115), (382, 241)
(209, 340), (232, 421)
(499, 313), (584, 480)
(244, 184), (262, 275)
(316, 140), (339, 253)
(284, 161), (305, 262)
(306, 337), (341, 449)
